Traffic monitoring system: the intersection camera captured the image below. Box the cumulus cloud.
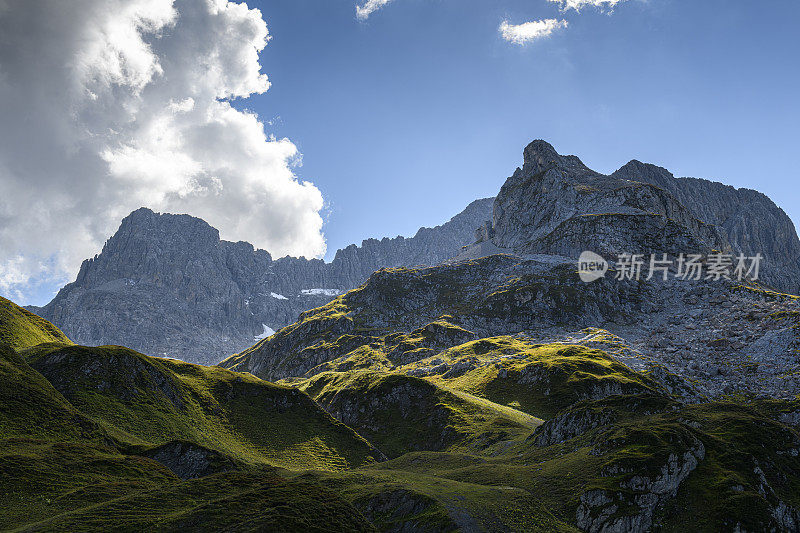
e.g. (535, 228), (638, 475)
(499, 19), (569, 44)
(0, 0), (326, 302)
(356, 0), (393, 20)
(548, 0), (628, 12)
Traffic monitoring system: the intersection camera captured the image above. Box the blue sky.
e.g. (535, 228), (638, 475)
(243, 0), (800, 260)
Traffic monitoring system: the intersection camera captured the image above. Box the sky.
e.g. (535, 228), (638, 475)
(0, 0), (799, 306)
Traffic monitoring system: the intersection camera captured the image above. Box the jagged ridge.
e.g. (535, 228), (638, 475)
(480, 140), (800, 293)
(31, 198), (493, 364)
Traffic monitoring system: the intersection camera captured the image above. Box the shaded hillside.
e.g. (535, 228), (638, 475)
(23, 343), (382, 471)
(297, 369), (542, 459)
(0, 303), (380, 531)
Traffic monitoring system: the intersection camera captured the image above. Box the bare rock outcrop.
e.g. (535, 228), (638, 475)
(30, 199), (492, 364)
(482, 140), (800, 293)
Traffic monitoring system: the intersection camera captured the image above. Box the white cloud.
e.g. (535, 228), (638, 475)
(0, 0), (326, 302)
(0, 256), (29, 301)
(499, 19), (569, 45)
(356, 0), (393, 20)
(548, 0), (628, 12)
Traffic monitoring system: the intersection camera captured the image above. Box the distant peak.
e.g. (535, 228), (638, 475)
(523, 140), (561, 168)
(521, 140), (590, 175)
(121, 207), (208, 228)
(618, 159), (656, 172)
(114, 207), (220, 244)
(116, 207), (159, 233)
(612, 159), (674, 182)
(124, 206), (157, 220)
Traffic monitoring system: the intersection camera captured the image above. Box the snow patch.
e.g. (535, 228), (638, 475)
(254, 324), (275, 341)
(300, 288), (341, 297)
(270, 292), (288, 300)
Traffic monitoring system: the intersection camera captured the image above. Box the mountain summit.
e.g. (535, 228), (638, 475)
(31, 199), (493, 364)
(470, 140), (800, 293)
(31, 140), (800, 365)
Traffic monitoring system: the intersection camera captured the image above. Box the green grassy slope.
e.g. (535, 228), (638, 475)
(407, 338), (666, 419)
(19, 471), (376, 532)
(4, 286), (800, 531)
(0, 343), (177, 529)
(270, 323), (800, 531)
(25, 343), (382, 471)
(0, 296), (72, 350)
(300, 466), (578, 532)
(298, 370), (542, 459)
(317, 396), (798, 533)
(0, 304), (381, 531)
(0, 439), (177, 530)
(0, 344), (100, 442)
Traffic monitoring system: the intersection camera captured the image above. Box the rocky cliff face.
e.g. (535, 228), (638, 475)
(489, 140), (727, 256)
(219, 249), (800, 531)
(32, 199), (493, 364)
(222, 252), (800, 401)
(30, 139), (800, 365)
(612, 158), (800, 293)
(482, 140), (800, 293)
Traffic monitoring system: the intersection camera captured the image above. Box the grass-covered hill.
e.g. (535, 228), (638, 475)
(5, 260), (800, 531)
(284, 334), (800, 531)
(23, 343), (381, 471)
(297, 369), (543, 459)
(0, 344), (377, 531)
(0, 295), (72, 350)
(0, 298), (382, 531)
(217, 254), (800, 531)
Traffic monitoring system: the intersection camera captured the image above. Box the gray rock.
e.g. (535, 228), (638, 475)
(576, 440), (705, 533)
(30, 199), (493, 364)
(533, 407), (614, 447)
(613, 159), (800, 294)
(484, 140), (800, 294)
(227, 250), (800, 400)
(139, 440), (235, 480)
(488, 140), (727, 260)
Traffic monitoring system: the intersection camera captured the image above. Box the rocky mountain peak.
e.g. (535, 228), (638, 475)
(612, 159), (677, 189)
(114, 207), (221, 249)
(521, 139), (592, 177)
(488, 142), (726, 260)
(521, 139), (562, 172)
(610, 156), (800, 292)
(72, 208), (230, 291)
(480, 141), (800, 293)
(34, 198), (493, 364)
(124, 206), (157, 222)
